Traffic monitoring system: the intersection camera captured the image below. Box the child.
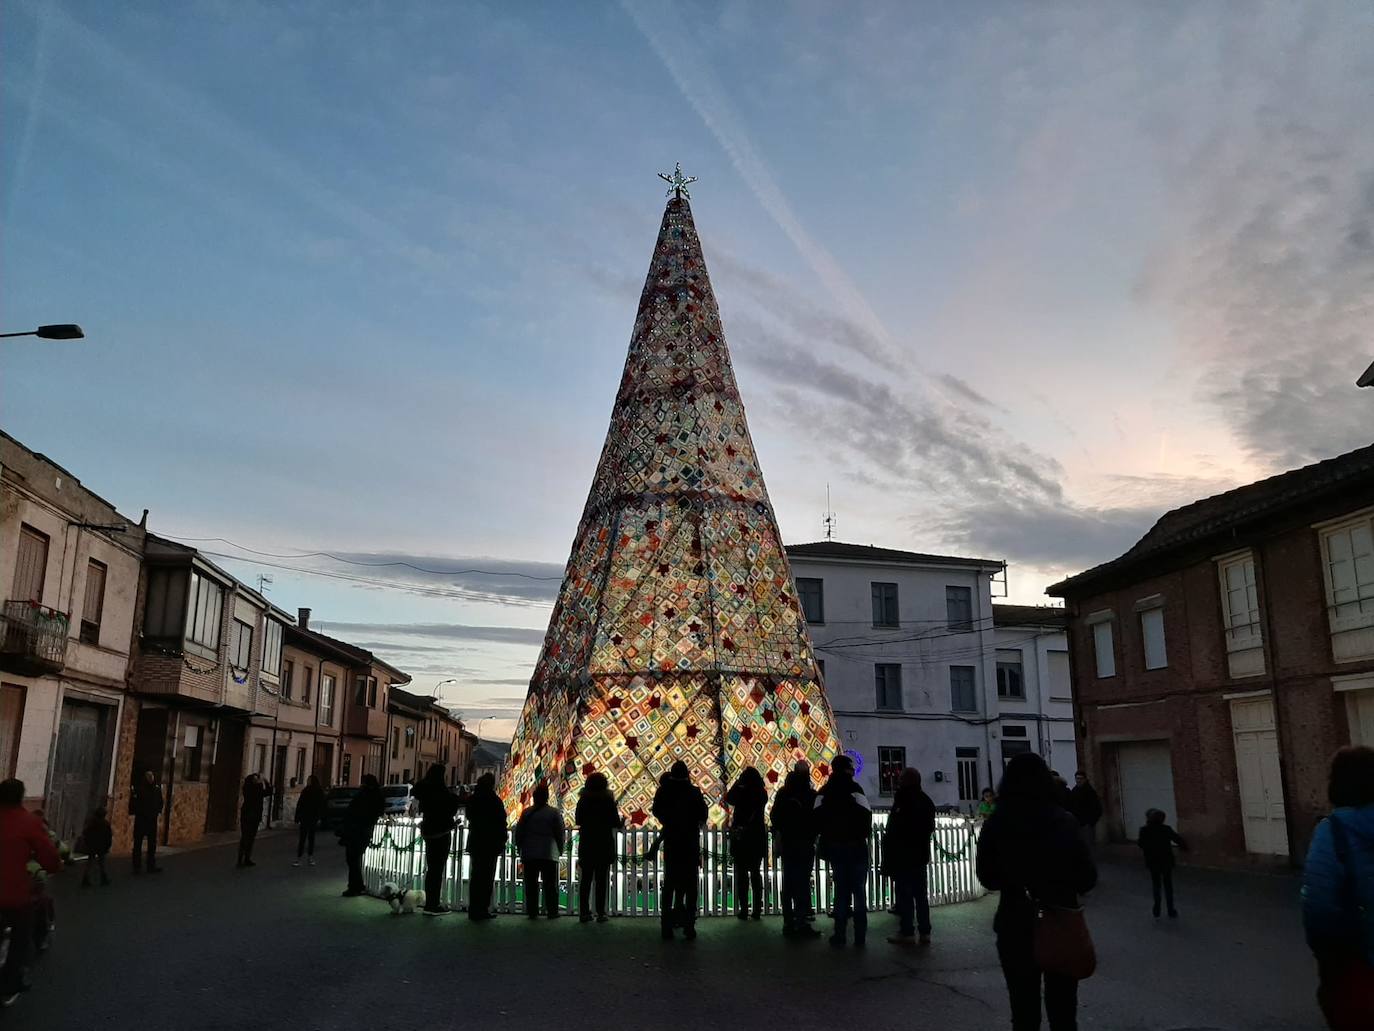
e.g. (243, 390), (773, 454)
(1137, 808), (1187, 918)
(977, 788), (997, 819)
(80, 806), (114, 887)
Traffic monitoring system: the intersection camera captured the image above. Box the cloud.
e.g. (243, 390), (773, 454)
(319, 552), (563, 606)
(314, 621), (548, 647)
(942, 498), (1158, 570)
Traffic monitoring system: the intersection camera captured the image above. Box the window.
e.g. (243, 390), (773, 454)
(392, 726), (400, 760)
(945, 585), (973, 632)
(1047, 650), (1072, 699)
(871, 583), (899, 628)
(1218, 554), (1261, 647)
(261, 619), (283, 677)
(875, 663), (903, 710)
(80, 560), (107, 645)
(231, 619), (254, 669)
(319, 674), (335, 727)
(185, 571), (224, 650)
(13, 524), (49, 603)
(252, 742), (267, 775)
(182, 725), (203, 781)
(1001, 739), (1033, 764)
(996, 649), (1024, 699)
(355, 676), (367, 707)
(282, 659), (295, 700)
(295, 747), (306, 785)
(367, 676), (378, 708)
(1322, 518), (1374, 630)
(956, 747), (980, 802)
(341, 752), (352, 784)
(143, 568), (189, 642)
(796, 577), (824, 624)
(950, 665), (977, 712)
(877, 746), (906, 796)
(303, 666), (314, 704)
(1141, 607), (1167, 670)
(1091, 619), (1116, 678)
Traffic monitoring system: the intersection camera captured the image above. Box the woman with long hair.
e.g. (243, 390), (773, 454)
(726, 767), (769, 919)
(976, 752), (1096, 1031)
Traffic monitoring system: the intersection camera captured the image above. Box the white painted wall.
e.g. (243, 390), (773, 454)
(788, 552), (1001, 809)
(993, 623), (1077, 777)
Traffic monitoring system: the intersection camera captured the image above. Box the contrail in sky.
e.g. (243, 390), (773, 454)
(621, 0), (905, 373)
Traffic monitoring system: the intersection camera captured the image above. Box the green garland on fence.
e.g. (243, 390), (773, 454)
(367, 819), (981, 865)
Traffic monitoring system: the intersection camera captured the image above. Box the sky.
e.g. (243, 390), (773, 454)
(3, 1), (1372, 741)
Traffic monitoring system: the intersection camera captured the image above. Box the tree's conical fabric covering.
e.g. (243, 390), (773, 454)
(500, 196), (840, 826)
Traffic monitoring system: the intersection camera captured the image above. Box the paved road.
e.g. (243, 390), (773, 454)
(19, 834), (1322, 1030)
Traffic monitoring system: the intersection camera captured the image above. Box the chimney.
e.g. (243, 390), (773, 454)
(298, 607), (311, 630)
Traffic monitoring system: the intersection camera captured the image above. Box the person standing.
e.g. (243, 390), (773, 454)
(978, 788), (998, 819)
(977, 752), (1097, 1031)
(1137, 809), (1187, 918)
(515, 783), (564, 919)
(771, 768), (819, 938)
(465, 773), (507, 921)
(340, 775), (384, 897)
(816, 754), (873, 948)
(884, 767), (936, 946)
(237, 773), (272, 868)
(574, 771), (624, 923)
(793, 760), (819, 922)
(725, 767), (769, 920)
(0, 779), (61, 1008)
(652, 760), (708, 940)
(413, 764), (459, 914)
(129, 769), (164, 875)
(1301, 745), (1374, 1030)
(293, 775), (325, 867)
(79, 806), (113, 887)
(1068, 772), (1103, 850)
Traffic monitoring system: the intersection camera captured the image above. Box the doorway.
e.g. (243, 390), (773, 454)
(1230, 696), (1288, 856)
(1114, 740), (1177, 839)
(48, 699), (115, 843)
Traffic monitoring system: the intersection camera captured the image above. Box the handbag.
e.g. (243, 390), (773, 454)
(1033, 902), (1097, 981)
(1321, 815), (1374, 1030)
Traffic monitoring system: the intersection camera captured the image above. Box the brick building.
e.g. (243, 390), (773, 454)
(1049, 443), (1374, 867)
(124, 536), (292, 848)
(274, 609), (350, 819)
(386, 685), (470, 786)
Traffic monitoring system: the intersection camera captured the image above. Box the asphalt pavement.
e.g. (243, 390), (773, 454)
(15, 833), (1323, 1030)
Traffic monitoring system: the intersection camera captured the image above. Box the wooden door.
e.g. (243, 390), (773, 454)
(1231, 697), (1289, 856)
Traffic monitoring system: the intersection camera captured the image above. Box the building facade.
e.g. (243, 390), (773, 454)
(1049, 443), (1374, 866)
(127, 536), (292, 847)
(786, 542), (1014, 809)
(0, 432), (146, 842)
(387, 686), (470, 786)
(271, 610), (351, 821)
(991, 605), (1075, 776)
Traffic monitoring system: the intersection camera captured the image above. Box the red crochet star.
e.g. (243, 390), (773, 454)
(741, 726), (753, 742)
(647, 695), (662, 710)
(582, 762), (596, 776)
(767, 770), (780, 784)
(625, 735), (639, 749)
(686, 725), (700, 739)
(763, 708), (777, 723)
(789, 736), (800, 749)
(800, 702), (811, 716)
(630, 809), (649, 826)
(750, 684), (766, 705)
(608, 695), (624, 710)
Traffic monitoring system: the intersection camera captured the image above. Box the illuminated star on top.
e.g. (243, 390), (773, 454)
(658, 162), (698, 200)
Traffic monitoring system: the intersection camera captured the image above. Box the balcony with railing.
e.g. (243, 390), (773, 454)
(1, 600), (69, 676)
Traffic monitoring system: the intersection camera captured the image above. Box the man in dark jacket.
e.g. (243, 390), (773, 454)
(652, 760), (708, 940)
(464, 773), (508, 920)
(414, 764), (460, 914)
(340, 775), (384, 897)
(883, 767), (936, 946)
(237, 773), (272, 868)
(771, 768), (819, 938)
(129, 769), (164, 874)
(574, 772), (623, 922)
(1068, 771), (1103, 850)
(816, 754), (873, 947)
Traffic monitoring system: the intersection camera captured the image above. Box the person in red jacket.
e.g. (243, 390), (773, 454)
(0, 778), (62, 1007)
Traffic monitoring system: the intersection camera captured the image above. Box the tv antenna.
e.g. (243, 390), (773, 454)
(823, 484), (837, 542)
(257, 574), (273, 595)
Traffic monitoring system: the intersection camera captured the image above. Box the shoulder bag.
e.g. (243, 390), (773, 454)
(1033, 900), (1097, 981)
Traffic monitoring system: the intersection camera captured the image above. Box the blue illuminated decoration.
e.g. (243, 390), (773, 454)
(843, 748), (864, 777)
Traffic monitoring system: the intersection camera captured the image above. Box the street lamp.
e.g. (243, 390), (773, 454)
(0, 324), (85, 340)
(432, 677), (459, 698)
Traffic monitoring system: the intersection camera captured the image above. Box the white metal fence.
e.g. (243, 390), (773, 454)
(363, 813), (984, 915)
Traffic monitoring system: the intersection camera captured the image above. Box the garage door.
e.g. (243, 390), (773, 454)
(1116, 740), (1177, 839)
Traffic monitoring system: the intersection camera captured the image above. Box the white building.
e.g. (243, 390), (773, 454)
(991, 604), (1075, 778)
(785, 542), (1073, 810)
(0, 431), (146, 840)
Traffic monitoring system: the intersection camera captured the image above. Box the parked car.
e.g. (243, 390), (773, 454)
(319, 786), (360, 831)
(382, 784), (415, 817)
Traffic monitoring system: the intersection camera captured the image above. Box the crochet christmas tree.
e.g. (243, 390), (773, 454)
(500, 185), (840, 826)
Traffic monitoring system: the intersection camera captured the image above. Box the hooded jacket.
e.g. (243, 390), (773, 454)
(815, 774), (873, 852)
(515, 803), (565, 863)
(414, 775), (460, 838)
(465, 784), (509, 857)
(574, 787), (624, 865)
(977, 801), (1097, 936)
(0, 806), (61, 908)
(882, 783), (936, 874)
(652, 777), (709, 862)
(1302, 805), (1374, 965)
